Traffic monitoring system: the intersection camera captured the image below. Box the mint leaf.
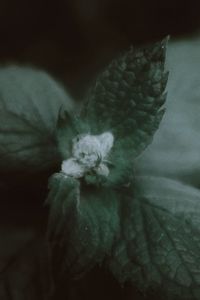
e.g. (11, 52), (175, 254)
(107, 177), (200, 300)
(75, 39), (169, 186)
(82, 38), (168, 157)
(46, 173), (120, 279)
(0, 66), (73, 177)
(136, 176), (200, 221)
(56, 109), (83, 161)
(54, 39), (168, 187)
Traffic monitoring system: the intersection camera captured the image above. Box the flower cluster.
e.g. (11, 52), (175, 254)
(61, 132), (114, 179)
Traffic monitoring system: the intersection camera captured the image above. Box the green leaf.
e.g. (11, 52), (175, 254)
(56, 109), (86, 161)
(78, 38), (169, 186)
(107, 177), (200, 300)
(0, 66), (74, 177)
(82, 38), (168, 157)
(46, 173), (120, 280)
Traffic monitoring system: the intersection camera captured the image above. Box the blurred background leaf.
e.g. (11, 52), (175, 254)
(135, 36), (200, 188)
(0, 66), (74, 187)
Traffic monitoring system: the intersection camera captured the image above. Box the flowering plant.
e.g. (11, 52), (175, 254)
(1, 38), (200, 300)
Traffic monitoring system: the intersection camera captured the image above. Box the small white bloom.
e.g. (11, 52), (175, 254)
(61, 158), (85, 178)
(98, 132), (114, 158)
(61, 131), (114, 179)
(95, 163), (110, 177)
(72, 135), (101, 169)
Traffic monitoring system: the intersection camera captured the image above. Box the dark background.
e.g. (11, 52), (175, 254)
(1, 1), (200, 299)
(0, 0), (200, 99)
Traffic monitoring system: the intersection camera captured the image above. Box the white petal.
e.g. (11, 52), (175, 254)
(61, 158), (85, 178)
(72, 135), (101, 167)
(97, 132), (114, 158)
(95, 163), (110, 177)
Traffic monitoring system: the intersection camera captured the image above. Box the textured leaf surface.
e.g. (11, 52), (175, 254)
(56, 109), (82, 161)
(82, 38), (168, 158)
(0, 66), (73, 176)
(54, 40), (169, 187)
(47, 173), (120, 280)
(107, 177), (200, 300)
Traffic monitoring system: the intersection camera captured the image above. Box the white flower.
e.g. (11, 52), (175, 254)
(95, 163), (110, 177)
(61, 158), (85, 178)
(61, 132), (114, 179)
(72, 135), (102, 169)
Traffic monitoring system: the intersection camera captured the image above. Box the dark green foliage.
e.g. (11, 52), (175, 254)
(76, 38), (168, 186)
(46, 173), (120, 280)
(107, 177), (200, 300)
(56, 109), (87, 161)
(2, 36), (199, 300)
(56, 39), (168, 188)
(0, 66), (73, 176)
(47, 38), (171, 296)
(82, 38), (168, 156)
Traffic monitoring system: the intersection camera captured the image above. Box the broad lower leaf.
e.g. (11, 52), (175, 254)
(46, 173), (120, 280)
(107, 177), (200, 300)
(0, 66), (74, 178)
